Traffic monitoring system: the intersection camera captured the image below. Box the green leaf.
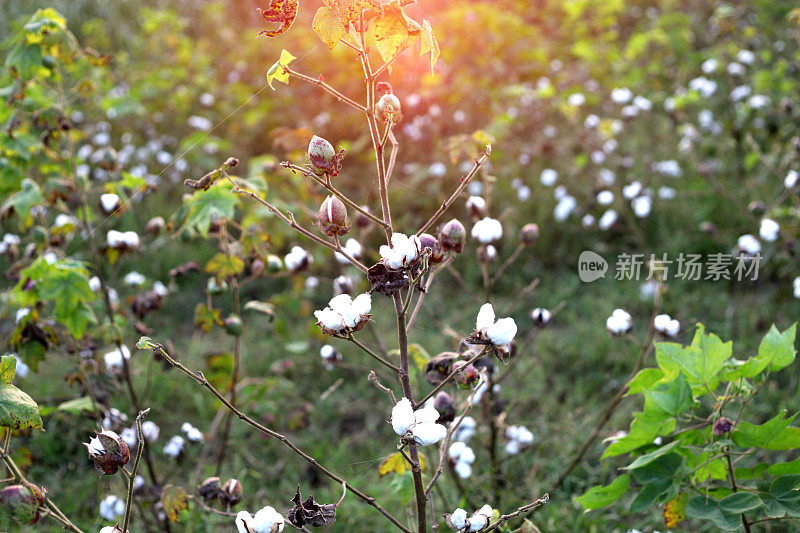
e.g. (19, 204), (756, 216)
(0, 359), (42, 429)
(183, 184), (239, 237)
(686, 496), (741, 530)
(602, 411), (675, 458)
(771, 475), (800, 502)
(732, 411), (797, 448)
(624, 440), (681, 470)
(420, 20), (440, 75)
(764, 426), (800, 451)
(575, 474), (630, 510)
(769, 458), (800, 476)
(629, 479), (672, 513)
(655, 324), (732, 393)
(758, 324), (796, 372)
(627, 368), (665, 394)
(267, 49), (296, 90)
(644, 373), (693, 417)
(719, 492), (763, 514)
(57, 396), (97, 414)
(1, 179), (44, 228)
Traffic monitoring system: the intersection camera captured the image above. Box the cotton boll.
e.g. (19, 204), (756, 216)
(141, 421), (160, 443)
(736, 49), (755, 65)
(454, 461), (473, 479)
(471, 218), (503, 244)
(622, 181), (643, 200)
(391, 398), (415, 436)
(554, 195), (577, 222)
(181, 422), (203, 443)
(658, 187), (676, 200)
(412, 422), (447, 446)
(104, 345), (131, 372)
(785, 170), (798, 189)
(99, 495), (125, 521)
(540, 168), (558, 186)
(252, 506), (285, 533)
(100, 193), (121, 214)
(517, 185), (531, 201)
(236, 511), (254, 533)
(485, 318), (517, 347)
(314, 308), (344, 332)
(567, 93), (585, 107)
(475, 303), (496, 331)
(121, 428), (137, 448)
(450, 508), (468, 530)
(598, 209), (618, 230)
(124, 271), (146, 286)
(611, 87), (633, 104)
(335, 238), (363, 264)
(793, 277), (800, 299)
(736, 234), (761, 256)
(163, 435), (185, 458)
(759, 218), (779, 242)
(702, 58), (718, 74)
(606, 309), (632, 335)
(452, 416), (476, 443)
(596, 190), (614, 205)
(631, 196), (652, 218)
(467, 514), (489, 532)
(582, 214), (596, 228)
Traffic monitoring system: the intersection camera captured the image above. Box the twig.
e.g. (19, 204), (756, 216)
(285, 67), (366, 112)
(342, 334), (401, 373)
(414, 351), (484, 409)
(122, 409), (150, 533)
(416, 149), (491, 236)
(141, 341), (411, 533)
(483, 494), (550, 532)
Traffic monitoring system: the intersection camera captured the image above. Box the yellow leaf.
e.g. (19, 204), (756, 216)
(161, 484), (188, 522)
(331, 0), (382, 26)
(420, 20), (440, 76)
(205, 253), (245, 280)
(313, 6), (347, 49)
(372, 1), (421, 66)
(266, 49), (296, 90)
(379, 451), (427, 477)
(664, 493), (687, 528)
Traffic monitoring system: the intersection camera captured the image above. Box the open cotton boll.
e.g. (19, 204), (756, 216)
(598, 209), (618, 230)
(124, 271), (146, 286)
(632, 196), (652, 218)
(467, 514), (489, 531)
(379, 233), (420, 269)
(485, 318), (517, 347)
(141, 421), (160, 443)
(794, 277), (800, 299)
(737, 234), (761, 256)
(611, 87), (633, 104)
(391, 398), (415, 436)
(236, 511), (254, 533)
(597, 190), (614, 205)
(251, 506), (285, 533)
(412, 422), (447, 446)
(471, 218), (503, 244)
(163, 435), (185, 458)
(785, 170), (799, 189)
(104, 345), (131, 371)
(553, 195), (576, 221)
(100, 193), (121, 213)
(99, 495), (125, 521)
(351, 293), (372, 318)
(607, 309), (632, 335)
(540, 168), (558, 186)
(759, 218), (779, 242)
(450, 508), (468, 530)
(475, 303), (496, 331)
(454, 461), (472, 479)
(181, 422), (203, 442)
(314, 308), (344, 332)
(335, 238), (363, 264)
(622, 181), (643, 200)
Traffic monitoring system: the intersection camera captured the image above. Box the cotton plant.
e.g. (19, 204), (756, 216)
(235, 506), (285, 533)
(468, 303), (518, 355)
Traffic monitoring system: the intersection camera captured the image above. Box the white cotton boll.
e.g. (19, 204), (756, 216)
(760, 218), (780, 242)
(785, 170), (799, 189)
(305, 275), (319, 289)
(689, 77), (717, 98)
(633, 95), (652, 111)
(15, 308), (29, 324)
(611, 87), (633, 104)
(591, 150), (606, 165)
(505, 440), (521, 455)
(468, 181), (484, 196)
(414, 405), (440, 425)
(554, 195), (577, 222)
(582, 214), (596, 228)
(730, 85), (752, 102)
(121, 428), (137, 447)
(622, 181), (643, 200)
(475, 303), (496, 331)
(553, 185), (567, 200)
(99, 495), (125, 521)
(100, 527), (117, 533)
(702, 58), (718, 74)
(598, 209), (618, 230)
(391, 398), (415, 436)
(314, 308), (344, 332)
(621, 105), (639, 118)
(188, 115), (213, 131)
(698, 109), (714, 129)
(236, 511), (254, 533)
(103, 345), (131, 372)
(737, 234), (761, 256)
(284, 246), (311, 272)
(727, 62), (746, 76)
(597, 190), (614, 205)
(133, 475), (145, 491)
(468, 514), (489, 532)
(351, 293), (372, 318)
(471, 218), (503, 244)
(454, 461), (472, 479)
(632, 196), (652, 218)
(153, 281), (168, 297)
(531, 307), (552, 325)
(598, 168), (615, 186)
(124, 271), (146, 286)
(793, 277), (800, 299)
(466, 196), (486, 213)
(141, 421), (160, 443)
(453, 416), (476, 443)
(540, 168), (558, 186)
(584, 114), (600, 129)
(43, 251), (57, 264)
(100, 194), (120, 213)
(335, 238), (363, 264)
(429, 162), (447, 177)
(181, 422), (203, 443)
(517, 186), (531, 201)
(11, 355), (29, 379)
(567, 93), (585, 107)
(749, 95), (770, 109)
(199, 92), (215, 107)
(485, 318), (517, 347)
(736, 49), (755, 65)
(655, 160), (681, 177)
(607, 309), (632, 335)
(448, 441), (467, 461)
(658, 187), (676, 200)
(412, 422), (447, 446)
(163, 435), (185, 458)
(450, 508), (468, 530)
(476, 505), (492, 518)
(603, 139), (618, 153)
(252, 506), (285, 533)
(54, 214), (76, 228)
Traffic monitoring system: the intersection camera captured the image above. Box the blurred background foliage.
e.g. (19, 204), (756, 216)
(1, 0), (800, 531)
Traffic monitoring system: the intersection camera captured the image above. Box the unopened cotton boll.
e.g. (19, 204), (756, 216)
(759, 218), (779, 242)
(607, 308), (633, 335)
(471, 218), (503, 244)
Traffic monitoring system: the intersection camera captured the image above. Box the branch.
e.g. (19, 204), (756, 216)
(483, 494), (550, 532)
(285, 67), (367, 112)
(416, 149), (491, 236)
(340, 334), (401, 373)
(122, 409), (149, 532)
(414, 351), (484, 410)
(140, 340), (411, 533)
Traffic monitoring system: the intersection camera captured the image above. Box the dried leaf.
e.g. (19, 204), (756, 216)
(257, 0), (299, 38)
(205, 253), (245, 281)
(664, 493), (688, 528)
(287, 488), (337, 527)
(372, 1), (421, 65)
(420, 20), (439, 75)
